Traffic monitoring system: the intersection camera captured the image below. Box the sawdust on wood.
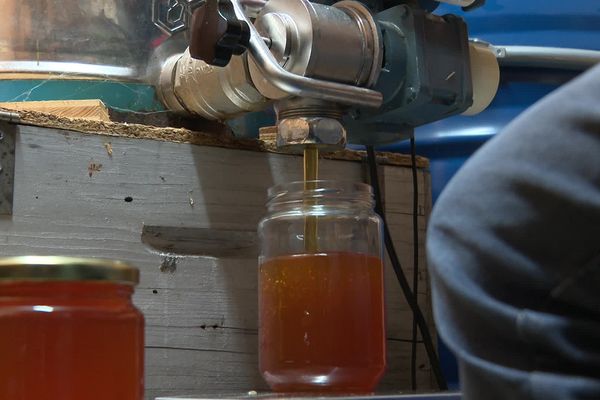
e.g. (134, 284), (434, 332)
(0, 100), (111, 122)
(2, 107), (429, 169)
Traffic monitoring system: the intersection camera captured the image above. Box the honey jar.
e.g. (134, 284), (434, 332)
(0, 256), (144, 400)
(258, 181), (386, 393)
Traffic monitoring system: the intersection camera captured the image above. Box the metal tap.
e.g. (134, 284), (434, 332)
(157, 0), (500, 152)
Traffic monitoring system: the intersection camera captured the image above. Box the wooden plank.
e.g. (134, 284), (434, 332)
(380, 164), (435, 390)
(0, 100), (111, 122)
(0, 124), (434, 398)
(0, 106), (428, 169)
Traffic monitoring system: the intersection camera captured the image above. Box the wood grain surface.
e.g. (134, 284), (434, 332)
(0, 100), (111, 122)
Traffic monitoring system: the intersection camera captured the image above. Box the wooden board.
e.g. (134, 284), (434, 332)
(0, 100), (111, 122)
(0, 123), (435, 399)
(0, 107), (429, 169)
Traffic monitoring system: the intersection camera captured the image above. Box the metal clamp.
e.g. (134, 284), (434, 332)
(0, 122), (16, 216)
(230, 0), (383, 108)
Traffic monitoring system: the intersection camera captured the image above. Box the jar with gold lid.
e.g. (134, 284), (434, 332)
(0, 256), (144, 400)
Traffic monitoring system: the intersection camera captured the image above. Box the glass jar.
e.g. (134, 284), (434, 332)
(258, 181), (386, 393)
(0, 256), (144, 400)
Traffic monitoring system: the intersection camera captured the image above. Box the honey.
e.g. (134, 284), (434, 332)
(259, 251), (386, 393)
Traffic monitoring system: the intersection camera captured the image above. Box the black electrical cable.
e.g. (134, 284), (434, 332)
(410, 136), (419, 391)
(366, 145), (448, 391)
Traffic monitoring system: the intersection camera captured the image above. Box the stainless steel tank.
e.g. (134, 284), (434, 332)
(0, 0), (182, 81)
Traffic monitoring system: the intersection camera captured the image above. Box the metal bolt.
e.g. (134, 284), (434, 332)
(276, 116), (347, 153)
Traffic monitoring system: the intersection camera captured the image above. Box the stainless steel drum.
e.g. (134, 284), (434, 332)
(0, 0), (180, 81)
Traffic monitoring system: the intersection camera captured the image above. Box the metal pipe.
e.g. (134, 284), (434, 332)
(0, 111), (20, 124)
(230, 0), (384, 108)
(494, 46), (600, 70)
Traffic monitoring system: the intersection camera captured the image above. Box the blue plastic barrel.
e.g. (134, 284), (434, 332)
(383, 0), (600, 388)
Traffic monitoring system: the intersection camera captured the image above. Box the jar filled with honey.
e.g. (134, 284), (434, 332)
(0, 256), (144, 400)
(258, 181), (386, 393)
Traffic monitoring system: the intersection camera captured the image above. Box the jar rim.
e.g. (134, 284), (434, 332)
(0, 256), (139, 285)
(268, 180), (373, 204)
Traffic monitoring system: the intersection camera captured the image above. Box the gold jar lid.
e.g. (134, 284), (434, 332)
(0, 256), (139, 285)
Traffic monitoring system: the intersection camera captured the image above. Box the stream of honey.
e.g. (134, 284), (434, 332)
(259, 252), (386, 393)
(303, 146), (319, 253)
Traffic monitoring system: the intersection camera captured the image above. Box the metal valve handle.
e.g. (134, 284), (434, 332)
(189, 0), (251, 67)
